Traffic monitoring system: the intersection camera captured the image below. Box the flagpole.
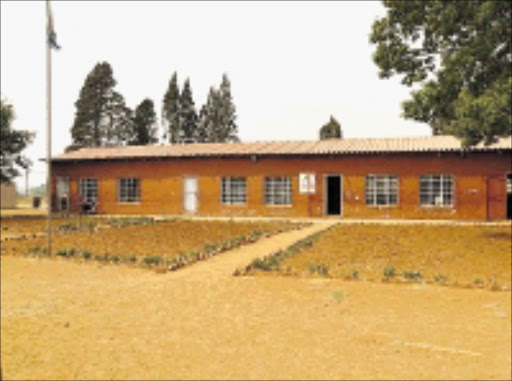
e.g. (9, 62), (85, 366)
(46, 0), (52, 256)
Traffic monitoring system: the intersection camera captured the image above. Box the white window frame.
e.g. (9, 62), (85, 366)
(221, 177), (247, 205)
(79, 178), (98, 204)
(265, 176), (292, 206)
(420, 174), (455, 207)
(118, 178), (140, 203)
(365, 174), (399, 207)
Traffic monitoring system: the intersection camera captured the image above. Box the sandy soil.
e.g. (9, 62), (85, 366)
(1, 222), (511, 380)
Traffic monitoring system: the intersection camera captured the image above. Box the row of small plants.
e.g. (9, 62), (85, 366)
(232, 227), (333, 276)
(232, 231), (506, 291)
(25, 223), (309, 272)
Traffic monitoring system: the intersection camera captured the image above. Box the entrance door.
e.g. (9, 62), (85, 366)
(487, 175), (506, 220)
(324, 175), (343, 216)
(56, 177), (69, 212)
(507, 174), (512, 220)
(183, 176), (198, 213)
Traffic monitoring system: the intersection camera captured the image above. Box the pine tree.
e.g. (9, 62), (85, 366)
(179, 78), (198, 142)
(197, 87), (220, 143)
(197, 74), (239, 143)
(319, 116), (343, 140)
(68, 62), (132, 151)
(216, 74), (239, 142)
(162, 72), (180, 143)
(129, 98), (158, 145)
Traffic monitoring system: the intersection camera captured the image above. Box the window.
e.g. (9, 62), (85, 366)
(365, 174), (398, 206)
(79, 178), (98, 203)
(221, 177), (246, 205)
(265, 176), (292, 205)
(420, 174), (454, 206)
(118, 178), (139, 203)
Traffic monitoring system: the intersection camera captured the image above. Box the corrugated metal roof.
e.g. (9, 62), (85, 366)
(52, 135), (512, 161)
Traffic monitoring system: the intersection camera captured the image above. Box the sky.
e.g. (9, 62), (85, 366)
(1, 1), (431, 191)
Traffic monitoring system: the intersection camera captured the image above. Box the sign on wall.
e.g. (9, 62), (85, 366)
(299, 173), (316, 194)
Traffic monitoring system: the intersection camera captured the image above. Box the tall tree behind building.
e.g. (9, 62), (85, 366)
(370, 0), (511, 146)
(197, 74), (239, 143)
(0, 99), (34, 183)
(162, 72), (181, 143)
(129, 98), (158, 145)
(179, 78), (198, 142)
(319, 116), (343, 140)
(68, 62), (132, 151)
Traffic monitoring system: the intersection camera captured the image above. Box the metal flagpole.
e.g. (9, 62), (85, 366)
(46, 0), (52, 256)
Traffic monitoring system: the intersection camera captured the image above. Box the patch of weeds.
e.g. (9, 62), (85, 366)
(143, 255), (162, 266)
(81, 250), (93, 260)
(383, 266), (395, 279)
(308, 264), (329, 277)
(331, 290), (345, 303)
(110, 255), (120, 263)
(29, 246), (47, 256)
(473, 277), (484, 287)
(434, 274), (448, 284)
(352, 268), (359, 280)
(403, 270), (422, 281)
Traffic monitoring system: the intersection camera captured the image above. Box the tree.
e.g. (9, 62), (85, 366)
(370, 0), (511, 146)
(1, 99), (34, 183)
(197, 74), (239, 143)
(319, 116), (343, 140)
(129, 98), (158, 145)
(178, 78), (198, 142)
(68, 62), (132, 151)
(162, 72), (181, 143)
(216, 74), (239, 142)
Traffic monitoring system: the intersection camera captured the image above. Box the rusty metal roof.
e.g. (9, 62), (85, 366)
(52, 135), (512, 161)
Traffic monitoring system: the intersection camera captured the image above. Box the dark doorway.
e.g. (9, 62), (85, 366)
(326, 175), (341, 215)
(507, 174), (512, 220)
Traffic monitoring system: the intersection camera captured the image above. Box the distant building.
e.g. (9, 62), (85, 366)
(0, 183), (17, 209)
(50, 135), (512, 220)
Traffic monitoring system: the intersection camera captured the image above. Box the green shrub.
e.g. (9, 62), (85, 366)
(403, 270), (422, 281)
(143, 255), (162, 266)
(81, 250), (93, 260)
(383, 266), (396, 278)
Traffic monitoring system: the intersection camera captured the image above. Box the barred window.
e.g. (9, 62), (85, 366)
(221, 177), (246, 205)
(118, 178), (139, 203)
(265, 176), (292, 205)
(79, 178), (98, 203)
(365, 174), (398, 206)
(420, 174), (454, 206)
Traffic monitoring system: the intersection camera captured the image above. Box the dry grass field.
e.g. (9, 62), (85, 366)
(246, 224), (512, 291)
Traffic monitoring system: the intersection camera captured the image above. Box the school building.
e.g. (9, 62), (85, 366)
(50, 135), (512, 221)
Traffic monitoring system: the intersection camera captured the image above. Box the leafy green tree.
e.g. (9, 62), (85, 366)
(162, 72), (181, 143)
(370, 0), (511, 146)
(68, 62), (132, 151)
(1, 99), (34, 183)
(178, 78), (198, 142)
(319, 116), (343, 140)
(129, 98), (158, 145)
(197, 74), (239, 143)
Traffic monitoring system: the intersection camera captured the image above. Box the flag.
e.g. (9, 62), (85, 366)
(46, 0), (61, 50)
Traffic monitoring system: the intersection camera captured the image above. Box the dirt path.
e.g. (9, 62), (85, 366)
(1, 221), (511, 380)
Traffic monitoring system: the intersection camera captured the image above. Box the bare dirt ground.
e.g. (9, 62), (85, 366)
(1, 221), (511, 381)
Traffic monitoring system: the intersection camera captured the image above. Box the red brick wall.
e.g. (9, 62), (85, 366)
(52, 150), (512, 220)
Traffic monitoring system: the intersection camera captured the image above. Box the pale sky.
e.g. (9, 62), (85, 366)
(1, 0), (431, 190)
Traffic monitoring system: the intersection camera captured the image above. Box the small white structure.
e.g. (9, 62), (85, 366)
(0, 183), (17, 209)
